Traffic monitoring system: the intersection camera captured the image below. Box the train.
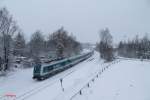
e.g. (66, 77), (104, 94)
(33, 51), (94, 80)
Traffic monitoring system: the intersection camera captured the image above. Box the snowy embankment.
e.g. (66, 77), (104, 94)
(73, 60), (150, 100)
(0, 51), (104, 100)
(0, 52), (150, 100)
(23, 52), (104, 100)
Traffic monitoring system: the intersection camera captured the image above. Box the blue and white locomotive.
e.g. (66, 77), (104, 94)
(33, 51), (94, 80)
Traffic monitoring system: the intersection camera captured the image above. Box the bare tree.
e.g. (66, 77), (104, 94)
(49, 27), (68, 58)
(99, 28), (113, 46)
(98, 28), (114, 61)
(118, 33), (150, 59)
(13, 31), (26, 56)
(29, 30), (44, 57)
(0, 8), (18, 71)
(48, 27), (82, 58)
(65, 34), (82, 56)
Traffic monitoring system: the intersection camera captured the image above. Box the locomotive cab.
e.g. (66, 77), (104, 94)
(33, 64), (42, 79)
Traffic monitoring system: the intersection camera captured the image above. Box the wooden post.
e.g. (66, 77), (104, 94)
(92, 79), (94, 82)
(60, 78), (64, 92)
(97, 74), (98, 78)
(79, 90), (82, 95)
(87, 83), (90, 88)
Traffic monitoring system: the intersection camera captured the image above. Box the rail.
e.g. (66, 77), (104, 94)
(0, 54), (94, 100)
(15, 57), (148, 100)
(15, 65), (84, 100)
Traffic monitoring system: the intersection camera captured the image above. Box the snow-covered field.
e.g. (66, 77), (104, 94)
(73, 60), (150, 100)
(0, 52), (104, 100)
(0, 52), (150, 100)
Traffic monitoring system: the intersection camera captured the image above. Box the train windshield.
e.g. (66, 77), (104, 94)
(34, 65), (41, 74)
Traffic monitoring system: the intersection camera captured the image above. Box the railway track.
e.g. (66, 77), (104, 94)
(17, 57), (150, 100)
(13, 55), (94, 100)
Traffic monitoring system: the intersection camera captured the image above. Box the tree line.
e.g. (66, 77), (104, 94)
(0, 8), (82, 72)
(96, 28), (150, 62)
(118, 34), (150, 59)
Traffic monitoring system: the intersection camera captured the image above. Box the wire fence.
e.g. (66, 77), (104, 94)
(69, 60), (121, 100)
(1, 57), (146, 100)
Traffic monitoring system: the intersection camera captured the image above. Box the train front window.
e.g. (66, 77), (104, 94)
(34, 65), (41, 73)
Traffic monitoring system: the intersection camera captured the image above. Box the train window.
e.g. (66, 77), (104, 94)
(43, 67), (47, 73)
(34, 65), (41, 73)
(43, 65), (53, 73)
(53, 64), (60, 68)
(61, 61), (66, 66)
(48, 66), (53, 71)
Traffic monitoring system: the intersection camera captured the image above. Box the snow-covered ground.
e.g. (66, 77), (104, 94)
(73, 60), (150, 100)
(0, 51), (104, 100)
(0, 52), (150, 100)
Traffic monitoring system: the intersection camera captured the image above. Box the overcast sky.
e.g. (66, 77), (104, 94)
(0, 0), (150, 43)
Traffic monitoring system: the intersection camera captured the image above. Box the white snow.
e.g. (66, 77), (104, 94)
(21, 52), (103, 100)
(72, 60), (150, 100)
(0, 51), (103, 100)
(0, 52), (150, 100)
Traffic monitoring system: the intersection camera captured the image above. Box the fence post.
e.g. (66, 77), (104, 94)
(60, 78), (64, 92)
(79, 90), (82, 95)
(97, 74), (98, 78)
(87, 83), (90, 88)
(92, 78), (94, 82)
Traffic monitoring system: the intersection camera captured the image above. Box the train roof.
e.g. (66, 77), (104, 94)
(41, 52), (91, 68)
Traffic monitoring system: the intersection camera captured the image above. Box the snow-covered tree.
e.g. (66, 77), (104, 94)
(29, 30), (45, 57)
(48, 27), (82, 58)
(98, 28), (114, 61)
(0, 8), (18, 71)
(13, 32), (26, 56)
(118, 33), (150, 59)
